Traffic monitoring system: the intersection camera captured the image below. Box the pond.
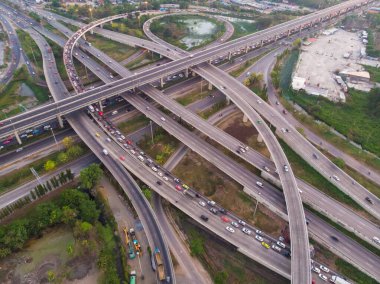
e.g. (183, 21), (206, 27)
(179, 18), (219, 49)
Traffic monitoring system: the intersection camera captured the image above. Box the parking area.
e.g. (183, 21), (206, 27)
(293, 29), (367, 101)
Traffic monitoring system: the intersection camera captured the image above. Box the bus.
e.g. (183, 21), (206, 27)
(130, 270), (136, 284)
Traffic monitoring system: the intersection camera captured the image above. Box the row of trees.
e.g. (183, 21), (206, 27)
(0, 169), (74, 220)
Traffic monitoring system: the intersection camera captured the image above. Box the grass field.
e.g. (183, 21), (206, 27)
(118, 114), (149, 134)
(175, 89), (211, 106)
(125, 51), (160, 70)
(16, 29), (43, 73)
(363, 65), (380, 83)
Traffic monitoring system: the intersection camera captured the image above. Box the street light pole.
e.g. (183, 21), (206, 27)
(253, 199), (259, 218)
(150, 120), (154, 144)
(50, 128), (59, 149)
(136, 251), (144, 279)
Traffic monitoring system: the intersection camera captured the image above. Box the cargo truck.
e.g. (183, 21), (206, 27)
(154, 248), (165, 281)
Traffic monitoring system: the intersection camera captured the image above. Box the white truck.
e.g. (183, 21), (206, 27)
(330, 275), (351, 284)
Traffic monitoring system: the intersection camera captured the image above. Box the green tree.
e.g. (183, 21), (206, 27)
(47, 270), (55, 282)
(61, 206), (78, 225)
(142, 186), (152, 201)
(214, 271), (228, 284)
(57, 152), (69, 164)
(79, 163), (103, 189)
(62, 136), (74, 149)
(73, 220), (93, 239)
(44, 160), (56, 171)
(333, 157), (346, 169)
(66, 145), (84, 158)
(292, 38), (302, 49)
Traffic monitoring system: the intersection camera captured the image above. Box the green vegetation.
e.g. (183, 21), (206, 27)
(138, 128), (179, 165)
(125, 51), (160, 70)
(86, 33), (137, 62)
(44, 36), (68, 81)
(335, 258), (379, 284)
(118, 114), (149, 134)
(198, 100), (227, 119)
(16, 29), (43, 72)
(188, 229), (205, 256)
(229, 50), (271, 78)
(79, 163), (103, 189)
(0, 143), (87, 194)
(305, 204), (380, 258)
(230, 20), (259, 39)
(150, 15), (225, 50)
(280, 140), (365, 212)
(367, 30), (380, 58)
(103, 15), (150, 39)
(175, 89), (211, 106)
(29, 11), (41, 23)
(0, 67), (49, 117)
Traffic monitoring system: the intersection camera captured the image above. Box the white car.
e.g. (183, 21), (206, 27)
(242, 227), (251, 235)
(255, 235), (264, 242)
(238, 220), (246, 226)
(318, 274), (327, 282)
(130, 149), (136, 155)
(312, 267), (320, 273)
(225, 226), (235, 233)
(16, 147), (23, 152)
(271, 244), (281, 252)
(199, 201), (206, 207)
(332, 175), (340, 181)
(160, 117), (166, 122)
(284, 165), (289, 172)
(157, 172), (163, 177)
(373, 236), (380, 245)
(163, 176), (169, 181)
(319, 265), (329, 273)
(276, 241), (286, 249)
(151, 167), (158, 172)
(106, 137), (112, 142)
(231, 222), (239, 228)
(256, 99), (262, 104)
(256, 181), (263, 187)
(256, 229), (263, 235)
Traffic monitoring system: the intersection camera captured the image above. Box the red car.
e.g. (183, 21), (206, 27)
(126, 140), (132, 145)
(98, 111), (103, 116)
(221, 216), (231, 223)
(175, 185), (182, 191)
(119, 156), (125, 161)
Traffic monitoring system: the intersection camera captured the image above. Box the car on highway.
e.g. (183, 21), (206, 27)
(271, 244), (281, 252)
(312, 267), (320, 273)
(200, 215), (209, 221)
(102, 149), (108, 155)
(242, 227), (251, 235)
(319, 265), (329, 273)
(106, 137), (111, 142)
(261, 242), (270, 249)
(318, 274), (327, 282)
(175, 185), (182, 191)
(365, 197), (373, 204)
(238, 220), (246, 226)
(263, 166), (270, 172)
(207, 200), (216, 206)
(283, 165), (289, 172)
(157, 172), (163, 177)
(160, 117), (166, 122)
(199, 201), (206, 207)
(255, 235), (264, 242)
(16, 147), (23, 152)
(276, 241), (286, 249)
(373, 236), (380, 245)
(332, 175), (340, 181)
(225, 226), (235, 233)
(231, 222), (239, 228)
(331, 236), (339, 242)
(255, 229), (263, 235)
(256, 181), (263, 187)
(151, 166), (157, 172)
(209, 207), (218, 214)
(163, 176), (169, 181)
(95, 132), (100, 138)
(182, 184), (190, 190)
(156, 180), (162, 185)
(221, 216), (231, 223)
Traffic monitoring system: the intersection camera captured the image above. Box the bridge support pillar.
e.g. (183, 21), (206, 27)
(82, 34), (86, 41)
(245, 45), (249, 53)
(274, 35), (278, 42)
(299, 25), (302, 32)
(257, 133), (263, 143)
(287, 30), (291, 37)
(160, 77), (164, 88)
(243, 114), (248, 123)
(185, 68), (189, 78)
(208, 81), (213, 90)
(100, 23), (103, 29)
(260, 40), (264, 47)
(226, 96), (231, 105)
(99, 100), (103, 111)
(57, 115), (64, 128)
(160, 54), (163, 59)
(90, 28), (94, 35)
(228, 51), (232, 61)
(14, 131), (22, 145)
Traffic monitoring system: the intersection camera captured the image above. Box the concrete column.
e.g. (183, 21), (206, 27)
(208, 81), (212, 90)
(57, 115), (64, 128)
(299, 25), (302, 32)
(245, 45), (249, 53)
(185, 68), (189, 78)
(83, 34), (86, 41)
(90, 28), (94, 35)
(160, 77), (164, 88)
(100, 23), (103, 29)
(243, 114), (248, 123)
(228, 51), (232, 61)
(226, 96), (230, 105)
(274, 35), (278, 42)
(160, 54), (163, 59)
(260, 40), (264, 47)
(14, 131), (22, 145)
(287, 30), (291, 37)
(110, 20), (113, 25)
(257, 133), (263, 143)
(99, 100), (103, 111)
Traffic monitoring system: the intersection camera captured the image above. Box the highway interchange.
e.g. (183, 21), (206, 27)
(0, 0), (379, 283)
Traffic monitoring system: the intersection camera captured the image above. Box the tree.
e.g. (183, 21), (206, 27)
(142, 186), (152, 201)
(292, 38), (302, 49)
(62, 136), (74, 149)
(67, 145), (84, 158)
(79, 164), (103, 189)
(58, 152), (69, 164)
(214, 271), (228, 284)
(243, 78), (251, 86)
(61, 206), (78, 225)
(51, 0), (60, 7)
(47, 271), (55, 282)
(44, 160), (56, 171)
(73, 220), (93, 239)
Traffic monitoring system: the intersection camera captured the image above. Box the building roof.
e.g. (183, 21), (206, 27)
(292, 76), (306, 90)
(340, 71), (370, 79)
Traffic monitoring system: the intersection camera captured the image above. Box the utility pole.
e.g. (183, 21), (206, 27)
(149, 120), (154, 144)
(50, 128), (59, 149)
(30, 167), (44, 187)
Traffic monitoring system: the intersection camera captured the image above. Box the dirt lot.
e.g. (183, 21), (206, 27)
(294, 29), (366, 100)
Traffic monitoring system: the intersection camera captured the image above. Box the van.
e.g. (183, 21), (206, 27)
(102, 149), (108, 155)
(276, 241), (286, 249)
(112, 110), (118, 115)
(256, 181), (263, 187)
(88, 105), (95, 112)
